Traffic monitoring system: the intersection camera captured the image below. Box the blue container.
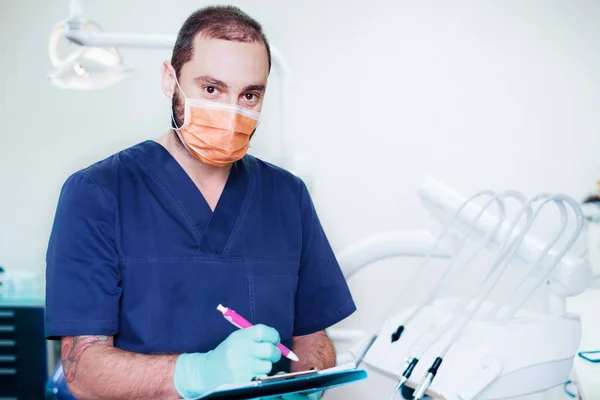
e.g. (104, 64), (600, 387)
(45, 364), (78, 400)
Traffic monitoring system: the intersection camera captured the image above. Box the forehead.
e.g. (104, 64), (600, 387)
(180, 35), (269, 87)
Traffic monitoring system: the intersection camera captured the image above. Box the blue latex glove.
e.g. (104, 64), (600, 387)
(174, 324), (282, 399)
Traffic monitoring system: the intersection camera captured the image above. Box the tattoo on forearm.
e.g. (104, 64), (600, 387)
(62, 336), (108, 382)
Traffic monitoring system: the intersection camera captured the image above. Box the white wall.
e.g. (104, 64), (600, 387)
(1, 1), (600, 398)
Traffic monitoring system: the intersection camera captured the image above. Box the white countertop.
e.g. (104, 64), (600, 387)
(0, 290), (45, 307)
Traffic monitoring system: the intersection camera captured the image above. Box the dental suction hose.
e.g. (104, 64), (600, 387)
(390, 324), (443, 397)
(443, 192), (532, 322)
(405, 195), (556, 398)
(388, 193), (508, 398)
(500, 195), (585, 321)
(412, 357), (443, 400)
(389, 357), (419, 400)
(438, 196), (567, 357)
(485, 194), (570, 319)
(389, 191), (504, 343)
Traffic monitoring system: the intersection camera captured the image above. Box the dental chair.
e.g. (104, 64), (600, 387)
(327, 177), (592, 400)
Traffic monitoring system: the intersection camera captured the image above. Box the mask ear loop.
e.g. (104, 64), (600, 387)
(167, 65), (199, 158)
(170, 113), (183, 131)
(168, 64), (187, 132)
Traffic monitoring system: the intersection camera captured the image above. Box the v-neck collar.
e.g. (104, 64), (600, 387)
(130, 140), (252, 255)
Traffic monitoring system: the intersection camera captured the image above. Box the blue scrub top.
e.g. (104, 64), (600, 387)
(45, 140), (355, 372)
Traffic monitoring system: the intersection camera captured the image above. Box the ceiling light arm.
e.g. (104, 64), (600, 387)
(65, 30), (177, 49)
(269, 46), (291, 169)
(69, 0), (83, 19)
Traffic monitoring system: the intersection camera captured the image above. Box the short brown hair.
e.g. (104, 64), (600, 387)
(171, 5), (271, 78)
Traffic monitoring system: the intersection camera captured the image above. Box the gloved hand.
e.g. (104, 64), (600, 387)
(174, 324), (282, 399)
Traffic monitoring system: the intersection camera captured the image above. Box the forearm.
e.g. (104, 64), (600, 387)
(62, 336), (180, 400)
(290, 331), (336, 372)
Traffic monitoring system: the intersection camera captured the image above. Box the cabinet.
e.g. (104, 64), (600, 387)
(0, 297), (56, 400)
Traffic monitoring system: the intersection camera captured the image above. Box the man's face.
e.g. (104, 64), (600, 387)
(164, 35), (270, 129)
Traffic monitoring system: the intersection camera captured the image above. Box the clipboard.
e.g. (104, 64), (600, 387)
(188, 364), (368, 399)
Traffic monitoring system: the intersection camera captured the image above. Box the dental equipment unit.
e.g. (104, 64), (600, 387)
(327, 177), (592, 400)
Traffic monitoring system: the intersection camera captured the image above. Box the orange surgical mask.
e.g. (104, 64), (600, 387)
(170, 70), (260, 167)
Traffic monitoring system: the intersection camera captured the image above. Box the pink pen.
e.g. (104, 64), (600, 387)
(217, 304), (300, 362)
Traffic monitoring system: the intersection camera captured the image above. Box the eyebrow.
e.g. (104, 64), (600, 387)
(194, 75), (228, 89)
(243, 84), (266, 93)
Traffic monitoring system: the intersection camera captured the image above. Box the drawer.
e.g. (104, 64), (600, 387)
(0, 308), (44, 337)
(0, 326), (16, 342)
(0, 368), (18, 396)
(0, 340), (16, 356)
(0, 307), (47, 398)
(0, 349), (46, 397)
(0, 354), (17, 363)
(0, 325), (15, 334)
(0, 310), (15, 320)
(0, 312), (16, 343)
(0, 357), (19, 376)
(0, 334), (44, 353)
(0, 330), (44, 343)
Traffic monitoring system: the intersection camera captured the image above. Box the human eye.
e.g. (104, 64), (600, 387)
(203, 86), (221, 98)
(242, 92), (260, 105)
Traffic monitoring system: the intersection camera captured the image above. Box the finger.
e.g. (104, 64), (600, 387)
(247, 324), (281, 344)
(252, 342), (282, 363)
(250, 358), (274, 376)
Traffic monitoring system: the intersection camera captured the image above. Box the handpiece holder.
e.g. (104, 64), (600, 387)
(364, 299), (582, 400)
(357, 178), (592, 399)
(418, 177), (592, 311)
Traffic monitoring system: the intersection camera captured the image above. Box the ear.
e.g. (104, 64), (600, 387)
(161, 61), (177, 99)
